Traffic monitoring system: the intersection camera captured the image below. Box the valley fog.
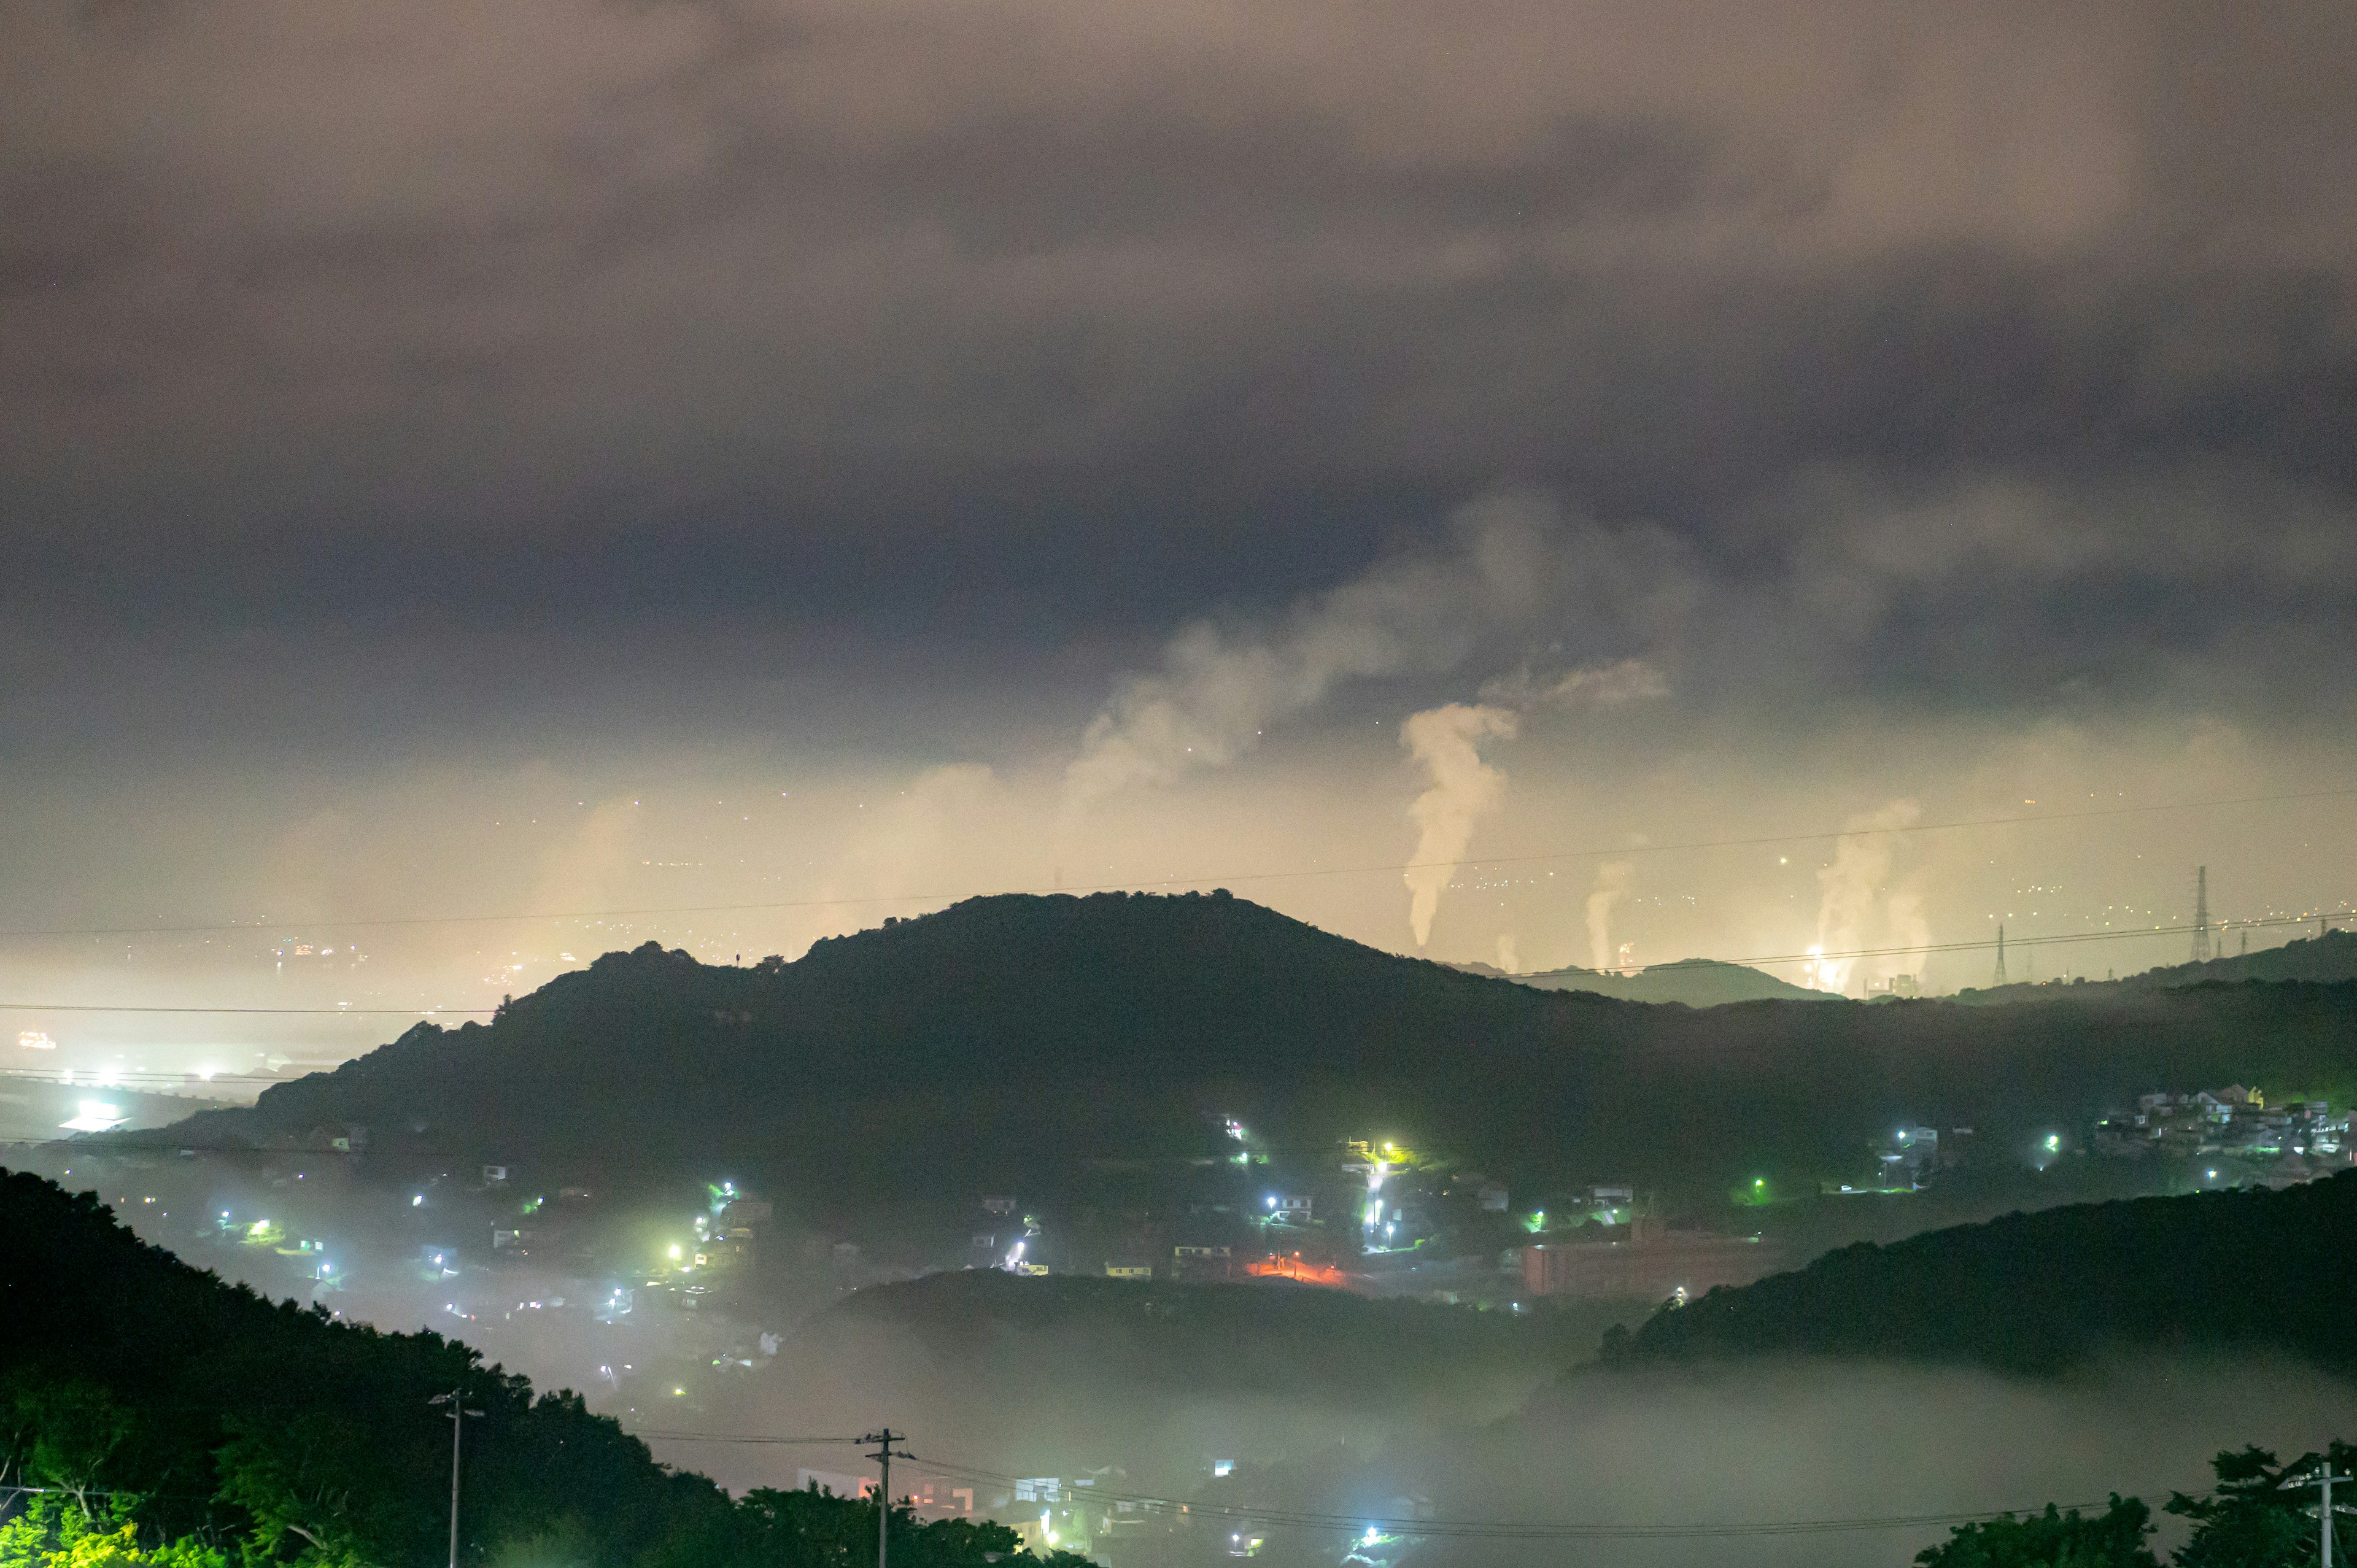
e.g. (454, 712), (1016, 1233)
(20, 1135), (2356, 1568)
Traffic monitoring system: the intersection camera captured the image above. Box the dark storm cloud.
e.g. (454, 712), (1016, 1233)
(2, 0), (2354, 746)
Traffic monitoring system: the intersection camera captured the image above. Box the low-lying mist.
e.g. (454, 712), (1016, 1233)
(36, 1153), (2357, 1568)
(641, 1303), (2357, 1567)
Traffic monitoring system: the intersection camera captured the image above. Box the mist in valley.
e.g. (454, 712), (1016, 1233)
(23, 1141), (2354, 1568)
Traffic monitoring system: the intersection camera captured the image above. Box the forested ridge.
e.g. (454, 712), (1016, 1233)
(130, 894), (2357, 1197)
(0, 1170), (1077, 1568)
(1614, 1170), (2357, 1374)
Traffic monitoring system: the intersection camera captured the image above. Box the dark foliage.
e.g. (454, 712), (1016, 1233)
(2165, 1442), (2357, 1568)
(1913, 1495), (2159, 1567)
(0, 1171), (1061, 1568)
(1911, 1444), (2357, 1567)
(1616, 1172), (2357, 1375)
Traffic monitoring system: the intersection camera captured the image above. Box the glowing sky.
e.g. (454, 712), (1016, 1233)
(3, 1), (2353, 1075)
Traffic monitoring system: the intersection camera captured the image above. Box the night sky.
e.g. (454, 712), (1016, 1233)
(4, 2), (2355, 1072)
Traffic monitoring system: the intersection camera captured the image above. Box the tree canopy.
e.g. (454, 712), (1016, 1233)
(1911, 1446), (2357, 1568)
(0, 1171), (1079, 1568)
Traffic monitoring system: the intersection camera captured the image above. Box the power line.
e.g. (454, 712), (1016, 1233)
(1719, 908), (2357, 971)
(0, 905), (2346, 1019)
(2, 786), (2346, 943)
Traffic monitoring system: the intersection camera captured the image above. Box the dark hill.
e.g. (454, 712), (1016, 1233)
(133, 892), (2357, 1197)
(1612, 1169), (2357, 1375)
(0, 1169), (1062, 1568)
(1957, 927), (2357, 1005)
(0, 1167), (711, 1566)
(1498, 957), (1830, 1006)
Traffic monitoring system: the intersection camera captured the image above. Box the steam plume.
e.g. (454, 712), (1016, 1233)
(1400, 704), (1517, 947)
(1062, 493), (1652, 811)
(1811, 800), (1926, 993)
(1587, 860), (1635, 971)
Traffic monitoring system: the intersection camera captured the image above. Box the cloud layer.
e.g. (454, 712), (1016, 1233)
(3, 0), (2355, 1024)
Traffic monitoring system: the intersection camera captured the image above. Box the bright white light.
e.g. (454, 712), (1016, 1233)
(61, 1100), (128, 1133)
(412, 1195), (424, 1207)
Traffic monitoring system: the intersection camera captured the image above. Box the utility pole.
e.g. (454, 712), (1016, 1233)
(1992, 924), (2007, 987)
(858, 1429), (911, 1568)
(2286, 1466), (2352, 1567)
(429, 1389), (484, 1568)
(2192, 865), (2212, 964)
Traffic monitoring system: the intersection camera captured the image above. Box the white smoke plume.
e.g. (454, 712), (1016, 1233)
(1883, 887), (1931, 983)
(1810, 800), (1929, 994)
(1062, 493), (1690, 811)
(1587, 860), (1635, 971)
(1495, 933), (1520, 975)
(1480, 655), (1668, 711)
(1400, 703), (1518, 947)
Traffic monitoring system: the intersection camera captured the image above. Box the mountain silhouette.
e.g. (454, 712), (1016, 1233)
(127, 892), (2357, 1198)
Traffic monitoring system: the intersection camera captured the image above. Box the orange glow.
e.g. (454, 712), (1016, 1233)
(1244, 1253), (1347, 1287)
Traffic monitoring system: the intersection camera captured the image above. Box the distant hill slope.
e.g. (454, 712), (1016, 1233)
(1612, 1170), (2357, 1375)
(822, 1269), (1622, 1404)
(126, 893), (2357, 1195)
(1491, 957), (1832, 1006)
(1957, 928), (2357, 1005)
(737, 1271), (1638, 1476)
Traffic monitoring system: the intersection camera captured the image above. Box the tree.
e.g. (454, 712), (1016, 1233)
(0, 1496), (224, 1568)
(4, 1385), (134, 1520)
(648, 1485), (1080, 1568)
(2169, 1442), (2357, 1568)
(1914, 1496), (2159, 1568)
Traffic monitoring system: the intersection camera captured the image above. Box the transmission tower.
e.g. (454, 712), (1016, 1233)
(2192, 866), (2212, 964)
(1992, 924), (2008, 986)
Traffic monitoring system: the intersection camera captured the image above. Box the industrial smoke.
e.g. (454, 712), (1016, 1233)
(1810, 800), (1930, 993)
(1400, 704), (1517, 947)
(1586, 860), (1635, 973)
(1061, 493), (1682, 812)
